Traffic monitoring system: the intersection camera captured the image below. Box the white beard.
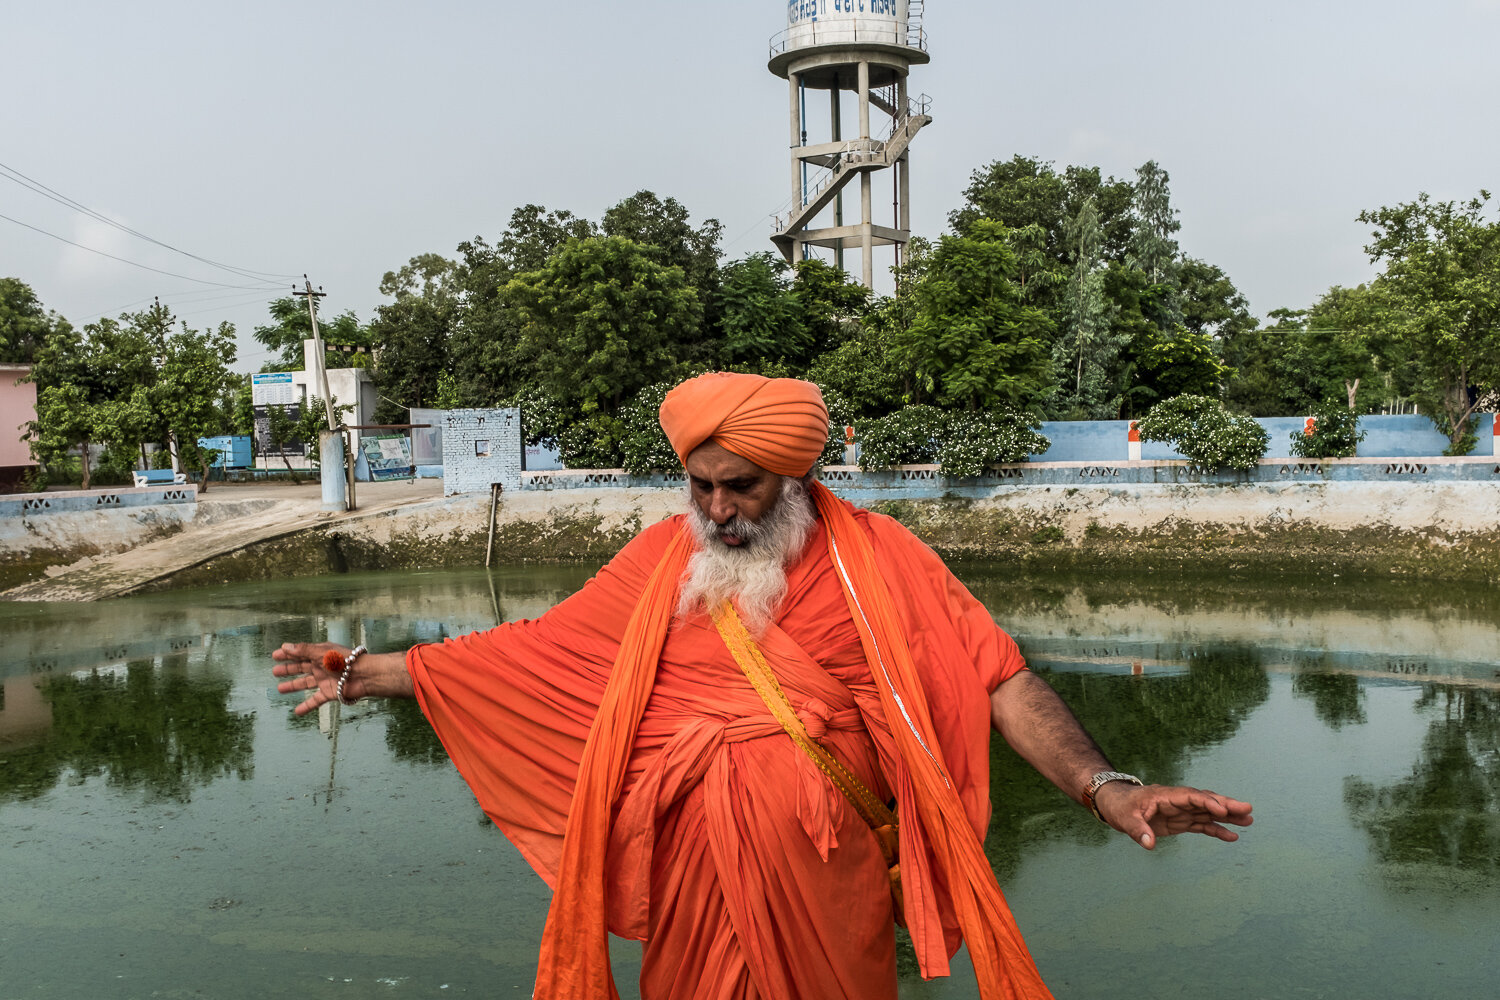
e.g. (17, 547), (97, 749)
(677, 476), (815, 636)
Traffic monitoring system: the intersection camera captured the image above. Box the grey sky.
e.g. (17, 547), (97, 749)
(4, 1), (1497, 374)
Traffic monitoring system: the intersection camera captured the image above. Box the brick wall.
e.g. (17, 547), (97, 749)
(441, 408), (522, 495)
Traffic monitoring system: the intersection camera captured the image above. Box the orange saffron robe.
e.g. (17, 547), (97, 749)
(408, 505), (1028, 1000)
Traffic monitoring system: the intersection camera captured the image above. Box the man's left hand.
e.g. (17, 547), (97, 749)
(1092, 781), (1253, 850)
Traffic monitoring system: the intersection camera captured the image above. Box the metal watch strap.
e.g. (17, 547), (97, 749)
(1084, 770), (1143, 822)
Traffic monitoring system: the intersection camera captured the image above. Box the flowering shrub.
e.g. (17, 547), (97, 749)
(619, 382), (679, 475)
(1289, 399), (1366, 459)
(936, 410), (1050, 477)
(855, 405), (947, 470)
(1137, 394), (1269, 471)
(855, 405), (1050, 476)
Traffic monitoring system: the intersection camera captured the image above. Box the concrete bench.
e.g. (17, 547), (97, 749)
(132, 469), (187, 488)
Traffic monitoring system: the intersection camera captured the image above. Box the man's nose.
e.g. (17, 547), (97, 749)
(709, 489), (736, 524)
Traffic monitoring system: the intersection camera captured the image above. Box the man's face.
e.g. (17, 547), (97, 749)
(684, 441), (784, 548)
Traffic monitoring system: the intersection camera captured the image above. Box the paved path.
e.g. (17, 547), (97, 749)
(2, 479), (445, 602)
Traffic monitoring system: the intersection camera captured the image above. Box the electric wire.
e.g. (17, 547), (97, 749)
(0, 159), (301, 282)
(0, 210), (285, 291)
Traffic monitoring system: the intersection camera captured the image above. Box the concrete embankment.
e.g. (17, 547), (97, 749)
(4, 479), (1500, 601)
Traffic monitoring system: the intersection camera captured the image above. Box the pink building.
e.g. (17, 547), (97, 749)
(1, 364), (38, 491)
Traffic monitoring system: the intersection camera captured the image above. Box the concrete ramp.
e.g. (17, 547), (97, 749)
(2, 483), (442, 602)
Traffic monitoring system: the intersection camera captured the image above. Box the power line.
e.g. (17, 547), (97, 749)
(0, 210), (285, 291)
(0, 159), (301, 283)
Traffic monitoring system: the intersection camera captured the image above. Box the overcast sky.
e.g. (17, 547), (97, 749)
(4, 0), (1497, 374)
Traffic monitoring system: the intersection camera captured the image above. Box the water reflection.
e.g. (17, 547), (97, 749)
(1345, 684), (1500, 883)
(1293, 666), (1368, 728)
(0, 654), (253, 804)
(986, 644), (1271, 883)
(1, 566), (1498, 998)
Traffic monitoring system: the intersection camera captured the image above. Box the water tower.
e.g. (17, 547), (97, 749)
(769, 1), (932, 288)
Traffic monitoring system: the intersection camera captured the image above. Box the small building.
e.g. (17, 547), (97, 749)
(0, 364), (38, 492)
(250, 341), (377, 470)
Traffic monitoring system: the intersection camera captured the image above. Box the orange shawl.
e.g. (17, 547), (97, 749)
(533, 483), (1048, 999)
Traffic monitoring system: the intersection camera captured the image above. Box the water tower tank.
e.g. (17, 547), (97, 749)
(769, 1), (932, 287)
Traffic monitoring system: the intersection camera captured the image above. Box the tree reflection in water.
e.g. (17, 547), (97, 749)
(1292, 665), (1368, 729)
(0, 655), (254, 804)
(984, 643), (1270, 884)
(1344, 684), (1500, 882)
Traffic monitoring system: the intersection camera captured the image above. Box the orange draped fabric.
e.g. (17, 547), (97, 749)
(407, 492), (1050, 1000)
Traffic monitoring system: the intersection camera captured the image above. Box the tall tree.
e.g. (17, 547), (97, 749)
(601, 190), (723, 294)
(501, 236), (702, 416)
(1359, 191), (1500, 452)
(252, 295), (367, 373)
(1, 277), (70, 365)
(894, 220), (1055, 411)
(1128, 160), (1183, 324)
(1053, 197), (1121, 418)
(368, 254), (461, 420)
(714, 253), (808, 366)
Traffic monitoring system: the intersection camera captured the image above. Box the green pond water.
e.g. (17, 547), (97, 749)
(1, 565), (1497, 999)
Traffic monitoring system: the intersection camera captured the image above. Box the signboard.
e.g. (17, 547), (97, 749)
(251, 372), (296, 406)
(252, 404), (306, 457)
(360, 434), (414, 481)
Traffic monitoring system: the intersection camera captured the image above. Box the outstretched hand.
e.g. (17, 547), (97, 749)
(271, 641), (352, 716)
(1093, 782), (1254, 850)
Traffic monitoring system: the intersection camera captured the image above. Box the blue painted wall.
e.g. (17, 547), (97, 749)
(1027, 412), (1483, 462)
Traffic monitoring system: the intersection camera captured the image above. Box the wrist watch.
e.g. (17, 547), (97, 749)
(1084, 770), (1143, 822)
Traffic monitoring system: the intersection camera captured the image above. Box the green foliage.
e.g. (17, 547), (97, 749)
(1136, 326), (1233, 402)
(895, 220), (1055, 411)
(558, 414), (624, 469)
(252, 296), (367, 374)
(791, 258), (871, 355)
(502, 235), (702, 417)
(1442, 416), (1479, 458)
(618, 382), (679, 475)
(602, 190), (724, 295)
(369, 255), (460, 418)
(805, 323), (907, 418)
(714, 253), (807, 365)
(855, 405), (1050, 476)
(855, 405), (946, 470)
(935, 410), (1051, 477)
(816, 386), (856, 468)
(1358, 191), (1500, 451)
(1, 277), (70, 365)
(1289, 399), (1367, 459)
(1137, 394), (1270, 471)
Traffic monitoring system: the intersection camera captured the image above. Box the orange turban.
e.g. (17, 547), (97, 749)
(658, 372), (829, 476)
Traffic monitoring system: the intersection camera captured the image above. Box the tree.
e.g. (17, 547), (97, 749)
(1, 277), (70, 365)
(501, 236), (702, 417)
(252, 296), (367, 373)
(1135, 326), (1234, 402)
(29, 384), (97, 487)
(154, 319), (238, 490)
(1052, 197), (1122, 418)
(1359, 191), (1500, 453)
(1128, 160), (1182, 299)
(894, 220), (1055, 412)
(368, 254), (461, 421)
(791, 257), (872, 356)
(714, 253), (808, 366)
(602, 190), (723, 295)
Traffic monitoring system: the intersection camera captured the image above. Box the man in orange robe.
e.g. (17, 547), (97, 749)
(273, 373), (1252, 1000)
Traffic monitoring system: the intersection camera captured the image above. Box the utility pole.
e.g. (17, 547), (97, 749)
(293, 276), (338, 431)
(294, 277), (350, 512)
